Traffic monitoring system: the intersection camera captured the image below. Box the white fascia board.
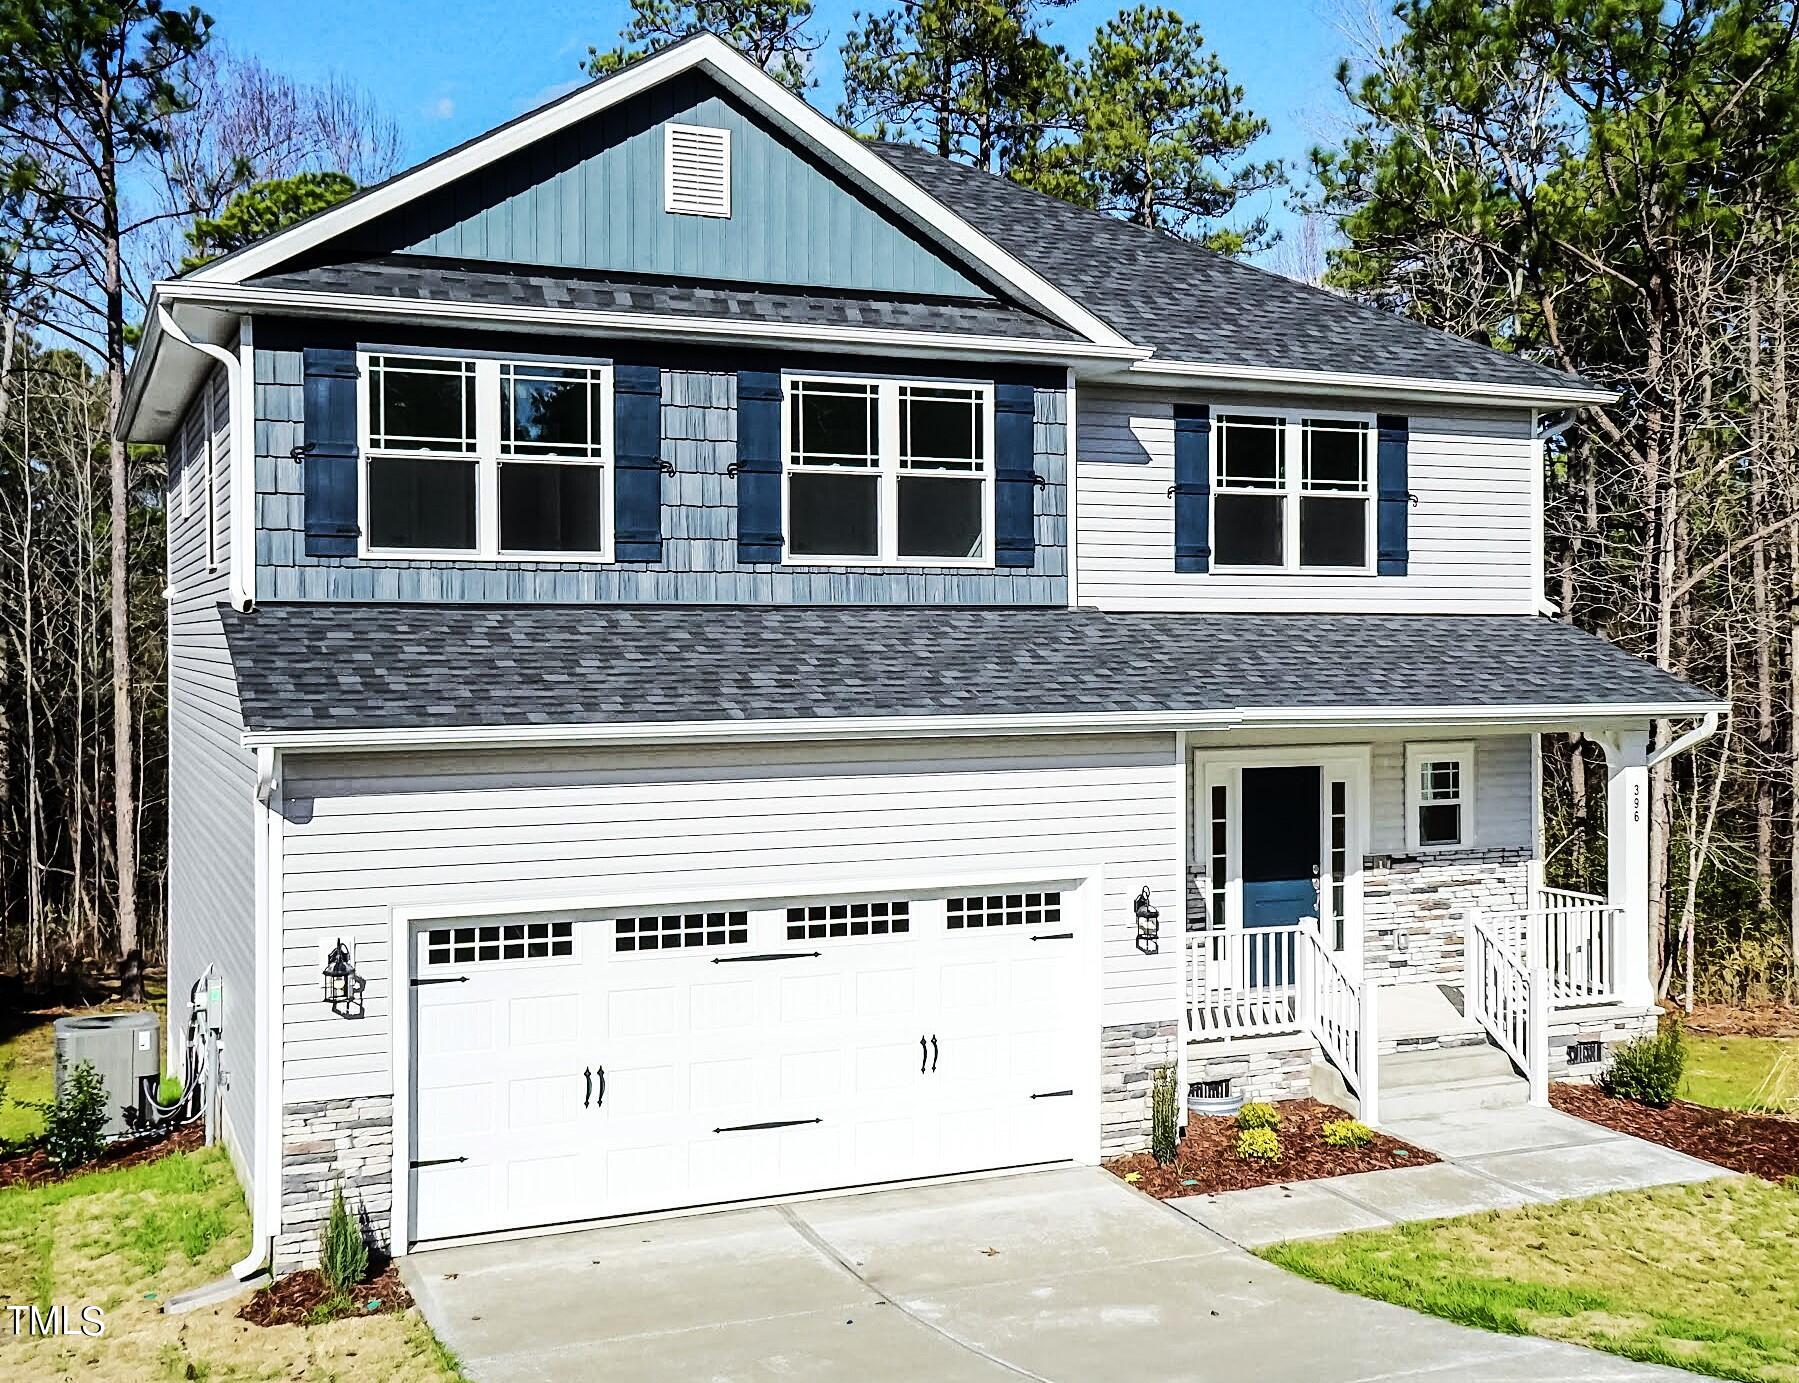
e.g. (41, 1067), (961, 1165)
(154, 281), (1144, 366)
(1120, 356), (1619, 410)
(242, 698), (1730, 754)
(177, 35), (1131, 354)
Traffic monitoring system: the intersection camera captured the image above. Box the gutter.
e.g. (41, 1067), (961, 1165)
(156, 306), (253, 611)
(240, 699), (1733, 755)
(228, 745), (282, 1283)
(1647, 710), (1723, 768)
(153, 280), (1149, 368)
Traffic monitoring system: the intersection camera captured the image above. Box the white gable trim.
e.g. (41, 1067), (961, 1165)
(179, 35), (1130, 352)
(1119, 356), (1618, 409)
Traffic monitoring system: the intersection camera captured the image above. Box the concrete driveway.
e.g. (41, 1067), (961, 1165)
(402, 1165), (1703, 1383)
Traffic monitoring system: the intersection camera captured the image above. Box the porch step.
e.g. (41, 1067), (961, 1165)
(1310, 1040), (1530, 1122)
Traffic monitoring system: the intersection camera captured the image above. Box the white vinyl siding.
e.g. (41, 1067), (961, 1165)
(1372, 734), (1532, 854)
(1076, 389), (1537, 613)
(276, 735), (1184, 1105)
(165, 362), (259, 1194)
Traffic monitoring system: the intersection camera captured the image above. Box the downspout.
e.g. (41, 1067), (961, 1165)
(228, 744), (282, 1282)
(1647, 710), (1721, 769)
(157, 306), (252, 611)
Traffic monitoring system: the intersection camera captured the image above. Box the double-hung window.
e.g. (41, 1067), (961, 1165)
(785, 374), (992, 564)
(361, 353), (611, 559)
(1406, 741), (1475, 852)
(1213, 412), (1373, 572)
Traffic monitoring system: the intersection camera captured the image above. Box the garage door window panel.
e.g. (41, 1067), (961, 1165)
(786, 900), (911, 941)
(613, 911), (750, 953)
(946, 892), (1063, 929)
(424, 920), (573, 966)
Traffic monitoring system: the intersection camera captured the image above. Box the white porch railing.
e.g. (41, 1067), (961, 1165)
(1488, 885), (1622, 1008)
(1295, 920), (1379, 1124)
(1185, 924), (1300, 1038)
(1465, 911), (1549, 1105)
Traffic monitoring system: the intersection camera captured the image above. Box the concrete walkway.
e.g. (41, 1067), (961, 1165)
(404, 1161), (1710, 1383)
(1168, 1105), (1730, 1247)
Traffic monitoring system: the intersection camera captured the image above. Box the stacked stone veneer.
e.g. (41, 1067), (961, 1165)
(1548, 1006), (1661, 1083)
(276, 1095), (394, 1274)
(1101, 1020), (1177, 1155)
(1186, 1033), (1315, 1103)
(1363, 847), (1531, 986)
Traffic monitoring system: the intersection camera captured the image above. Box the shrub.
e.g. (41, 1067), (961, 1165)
(1600, 1023), (1686, 1108)
(1236, 1101), (1281, 1131)
(41, 1060), (111, 1171)
(318, 1183), (369, 1301)
(1235, 1127), (1280, 1162)
(1150, 1063), (1180, 1165)
(1321, 1118), (1374, 1149)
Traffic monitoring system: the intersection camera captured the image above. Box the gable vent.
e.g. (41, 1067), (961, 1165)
(665, 123), (731, 218)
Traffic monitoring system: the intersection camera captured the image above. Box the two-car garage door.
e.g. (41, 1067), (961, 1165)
(409, 885), (1085, 1244)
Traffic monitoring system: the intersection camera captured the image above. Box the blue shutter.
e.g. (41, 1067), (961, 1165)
(993, 384), (1036, 568)
(612, 364), (664, 562)
(736, 370), (783, 564)
(301, 347), (359, 557)
(1172, 404), (1211, 573)
(1376, 414), (1410, 576)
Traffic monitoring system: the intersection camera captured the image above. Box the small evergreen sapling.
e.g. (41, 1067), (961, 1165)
(1150, 1063), (1180, 1164)
(43, 1060), (110, 1170)
(1600, 1024), (1687, 1108)
(319, 1183), (370, 1304)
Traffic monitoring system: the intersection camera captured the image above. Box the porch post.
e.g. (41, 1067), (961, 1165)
(1598, 727), (1654, 1008)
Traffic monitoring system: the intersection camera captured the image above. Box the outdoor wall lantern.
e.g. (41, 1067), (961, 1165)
(322, 938), (366, 1019)
(1133, 886), (1161, 955)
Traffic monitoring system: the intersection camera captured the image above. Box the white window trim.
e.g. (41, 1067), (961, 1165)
(780, 371), (996, 569)
(1210, 408), (1377, 577)
(357, 351), (615, 563)
(1405, 740), (1476, 854)
(204, 381), (220, 572)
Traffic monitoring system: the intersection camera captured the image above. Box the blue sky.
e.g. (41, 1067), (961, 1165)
(201, 0), (1350, 249)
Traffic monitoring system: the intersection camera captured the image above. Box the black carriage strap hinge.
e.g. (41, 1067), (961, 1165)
(1030, 932), (1074, 942)
(410, 1156), (468, 1168)
(411, 975), (469, 986)
(713, 1117), (823, 1133)
(711, 951), (822, 964)
(1029, 1090), (1074, 1100)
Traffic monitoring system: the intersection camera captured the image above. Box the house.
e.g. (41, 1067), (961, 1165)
(121, 34), (1724, 1274)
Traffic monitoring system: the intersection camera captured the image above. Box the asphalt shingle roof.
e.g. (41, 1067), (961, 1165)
(220, 605), (1712, 736)
(872, 142), (1590, 394)
(248, 257), (1081, 343)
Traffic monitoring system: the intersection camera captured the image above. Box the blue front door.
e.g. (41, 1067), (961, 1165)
(1239, 766), (1321, 984)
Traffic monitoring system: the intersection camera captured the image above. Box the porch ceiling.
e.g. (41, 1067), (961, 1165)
(222, 606), (1722, 742)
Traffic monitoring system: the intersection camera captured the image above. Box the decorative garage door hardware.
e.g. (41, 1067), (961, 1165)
(584, 1065), (606, 1108)
(712, 1117), (823, 1133)
(411, 1156), (468, 1168)
(711, 950), (822, 964)
(919, 1035), (939, 1073)
(1029, 1090), (1074, 1100)
(410, 975), (469, 986)
(1030, 932), (1074, 942)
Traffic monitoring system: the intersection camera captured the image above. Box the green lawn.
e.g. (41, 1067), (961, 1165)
(0, 1142), (465, 1382)
(1262, 1178), (1799, 1382)
(1682, 1034), (1799, 1113)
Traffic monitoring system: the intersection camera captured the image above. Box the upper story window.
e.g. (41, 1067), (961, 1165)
(1213, 413), (1372, 573)
(785, 375), (992, 565)
(361, 353), (611, 559)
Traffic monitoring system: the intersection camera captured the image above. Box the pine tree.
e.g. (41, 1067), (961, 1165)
(586, 0), (820, 92)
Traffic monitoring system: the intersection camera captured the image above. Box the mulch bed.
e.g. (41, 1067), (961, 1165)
(1683, 1003), (1799, 1039)
(0, 1121), (202, 1190)
(239, 1257), (413, 1327)
(1551, 1082), (1799, 1181)
(1106, 1098), (1437, 1199)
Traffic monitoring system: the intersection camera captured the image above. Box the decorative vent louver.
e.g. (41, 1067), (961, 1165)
(665, 123), (731, 218)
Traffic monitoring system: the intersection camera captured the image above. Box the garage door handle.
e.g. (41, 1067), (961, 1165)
(931, 1035), (939, 1072)
(920, 1035), (928, 1074)
(595, 1064), (606, 1109)
(712, 951), (822, 964)
(583, 1067), (592, 1107)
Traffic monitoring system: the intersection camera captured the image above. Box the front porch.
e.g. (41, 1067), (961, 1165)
(1180, 728), (1663, 1125)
